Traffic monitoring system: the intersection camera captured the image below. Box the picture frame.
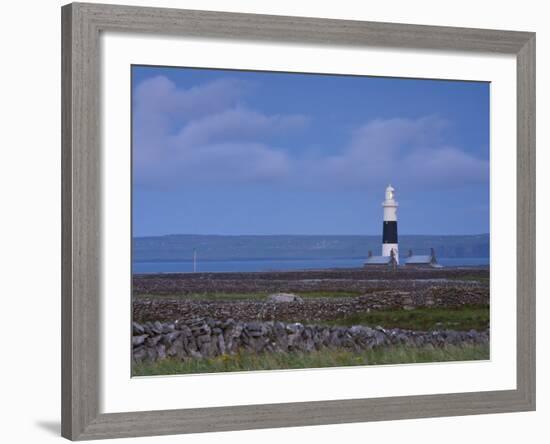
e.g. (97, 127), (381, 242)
(61, 2), (535, 440)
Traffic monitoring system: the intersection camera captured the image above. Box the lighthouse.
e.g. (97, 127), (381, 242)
(382, 184), (399, 264)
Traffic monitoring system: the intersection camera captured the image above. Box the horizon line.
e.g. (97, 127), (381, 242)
(133, 233), (490, 238)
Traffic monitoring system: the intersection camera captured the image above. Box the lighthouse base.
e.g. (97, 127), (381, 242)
(382, 244), (399, 264)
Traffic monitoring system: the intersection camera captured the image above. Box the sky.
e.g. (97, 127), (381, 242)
(132, 65), (490, 237)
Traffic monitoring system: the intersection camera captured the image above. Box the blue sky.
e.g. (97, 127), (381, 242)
(132, 66), (490, 237)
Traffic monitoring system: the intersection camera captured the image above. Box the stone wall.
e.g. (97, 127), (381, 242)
(133, 287), (489, 323)
(133, 269), (488, 296)
(132, 318), (489, 363)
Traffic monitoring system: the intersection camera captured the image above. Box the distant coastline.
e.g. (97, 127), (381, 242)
(133, 233), (490, 264)
(132, 235), (489, 274)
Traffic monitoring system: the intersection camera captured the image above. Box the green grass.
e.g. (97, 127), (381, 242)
(132, 344), (490, 376)
(447, 275), (490, 284)
(314, 305), (489, 331)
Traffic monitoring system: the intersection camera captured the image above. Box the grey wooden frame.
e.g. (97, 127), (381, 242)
(61, 2), (536, 440)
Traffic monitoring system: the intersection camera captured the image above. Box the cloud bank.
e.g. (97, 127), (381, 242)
(304, 116), (489, 190)
(133, 75), (488, 191)
(133, 75), (307, 186)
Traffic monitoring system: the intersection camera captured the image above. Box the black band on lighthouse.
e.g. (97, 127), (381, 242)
(383, 221), (398, 244)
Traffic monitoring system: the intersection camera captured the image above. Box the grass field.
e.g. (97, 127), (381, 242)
(133, 343), (490, 376)
(317, 305), (489, 331)
(447, 275), (490, 284)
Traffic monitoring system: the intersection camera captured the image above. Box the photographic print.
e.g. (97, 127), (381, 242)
(131, 66), (490, 376)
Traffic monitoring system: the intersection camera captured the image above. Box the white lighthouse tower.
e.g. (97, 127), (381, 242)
(382, 184), (399, 264)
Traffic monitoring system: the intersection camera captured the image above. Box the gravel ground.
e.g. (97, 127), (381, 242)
(133, 267), (489, 296)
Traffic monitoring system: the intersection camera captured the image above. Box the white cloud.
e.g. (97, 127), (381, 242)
(301, 116), (488, 190)
(172, 107), (309, 148)
(134, 75), (245, 119)
(133, 76), (487, 192)
(174, 142), (290, 182)
(133, 76), (307, 186)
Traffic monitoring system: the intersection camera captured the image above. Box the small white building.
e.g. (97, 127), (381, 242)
(364, 249), (397, 267)
(404, 248), (441, 268)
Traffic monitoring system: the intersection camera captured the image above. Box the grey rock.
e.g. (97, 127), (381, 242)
(156, 344), (166, 360)
(132, 322), (145, 335)
(162, 331), (181, 344)
(162, 323), (176, 334)
(152, 321), (163, 334)
(133, 346), (147, 362)
(146, 335), (163, 347)
(197, 334), (211, 344)
(267, 293), (304, 303)
(132, 334), (147, 347)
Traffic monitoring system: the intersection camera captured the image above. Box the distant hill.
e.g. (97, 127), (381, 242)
(133, 234), (489, 262)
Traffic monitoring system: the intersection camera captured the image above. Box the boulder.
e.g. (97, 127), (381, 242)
(132, 322), (145, 335)
(267, 293), (304, 303)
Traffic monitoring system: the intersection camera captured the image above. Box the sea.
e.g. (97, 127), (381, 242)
(132, 257), (489, 274)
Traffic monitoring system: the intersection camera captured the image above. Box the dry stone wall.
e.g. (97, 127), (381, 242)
(132, 318), (489, 363)
(133, 287), (489, 323)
